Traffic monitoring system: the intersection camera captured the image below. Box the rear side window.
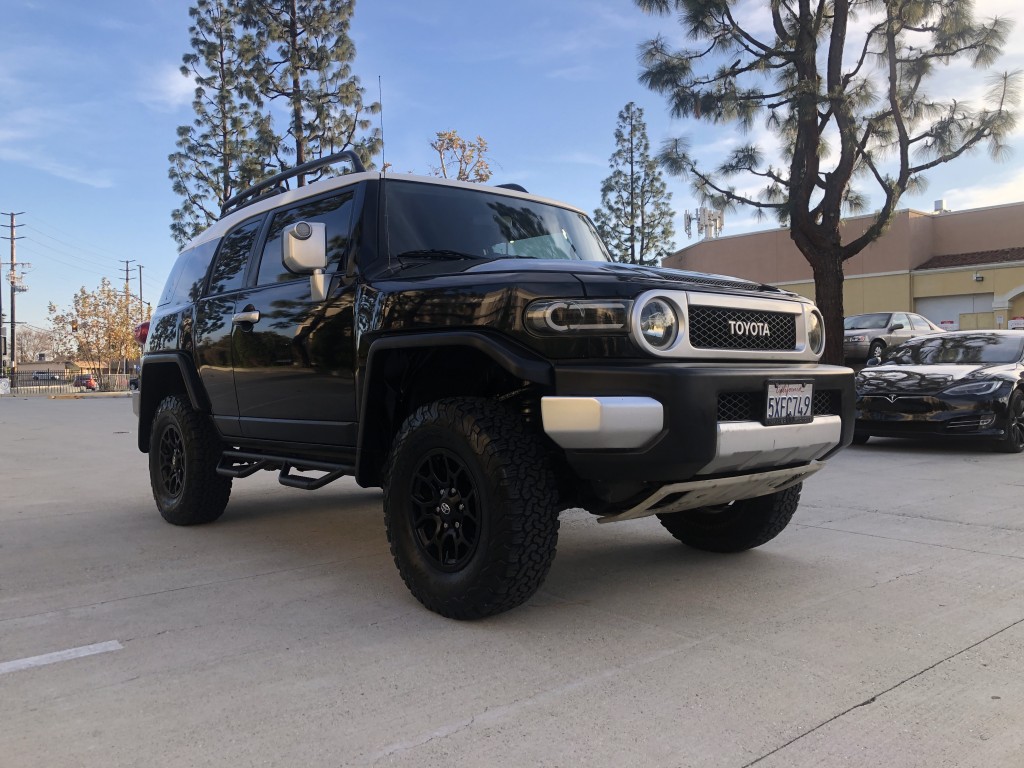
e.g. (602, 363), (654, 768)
(207, 218), (262, 295)
(909, 314), (932, 331)
(158, 240), (218, 307)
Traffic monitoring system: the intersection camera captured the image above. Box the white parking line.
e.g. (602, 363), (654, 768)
(0, 640), (123, 676)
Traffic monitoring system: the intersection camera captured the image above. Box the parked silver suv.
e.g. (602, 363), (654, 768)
(844, 311), (945, 361)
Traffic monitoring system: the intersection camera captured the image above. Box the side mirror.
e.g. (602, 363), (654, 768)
(889, 323), (904, 332)
(282, 221), (328, 301)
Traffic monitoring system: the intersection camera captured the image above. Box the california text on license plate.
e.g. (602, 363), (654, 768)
(765, 380), (814, 426)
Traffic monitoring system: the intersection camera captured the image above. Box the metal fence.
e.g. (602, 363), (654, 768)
(0, 371), (135, 396)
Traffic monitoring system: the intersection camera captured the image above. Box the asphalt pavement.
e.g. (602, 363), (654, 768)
(2, 395), (1023, 767)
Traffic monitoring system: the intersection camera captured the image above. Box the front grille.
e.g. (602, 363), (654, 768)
(689, 307), (797, 350)
(718, 390), (840, 422)
(860, 396), (935, 415)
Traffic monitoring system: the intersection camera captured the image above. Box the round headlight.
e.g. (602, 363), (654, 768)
(808, 310), (825, 355)
(640, 298), (678, 349)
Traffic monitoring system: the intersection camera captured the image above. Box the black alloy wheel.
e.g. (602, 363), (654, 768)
(408, 448), (481, 571)
(157, 424), (186, 498)
(384, 397), (560, 619)
(148, 395), (231, 525)
(996, 389), (1024, 454)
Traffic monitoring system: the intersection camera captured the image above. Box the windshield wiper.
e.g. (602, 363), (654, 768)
(395, 248), (481, 261)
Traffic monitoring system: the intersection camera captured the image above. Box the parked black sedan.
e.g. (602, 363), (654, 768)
(854, 330), (1024, 452)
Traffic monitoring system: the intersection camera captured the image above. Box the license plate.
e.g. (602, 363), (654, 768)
(765, 380), (814, 426)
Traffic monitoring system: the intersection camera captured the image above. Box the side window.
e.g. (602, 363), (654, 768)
(158, 240), (218, 307)
(891, 312), (910, 330)
(255, 192), (355, 287)
(207, 218), (262, 295)
(909, 314), (931, 331)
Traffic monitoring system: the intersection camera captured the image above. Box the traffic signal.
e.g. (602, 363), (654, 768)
(71, 319), (78, 332)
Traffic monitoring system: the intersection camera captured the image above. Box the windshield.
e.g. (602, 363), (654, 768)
(885, 333), (1024, 365)
(844, 313), (891, 330)
(384, 180), (611, 262)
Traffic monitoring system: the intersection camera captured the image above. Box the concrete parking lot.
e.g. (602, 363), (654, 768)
(2, 396), (1023, 767)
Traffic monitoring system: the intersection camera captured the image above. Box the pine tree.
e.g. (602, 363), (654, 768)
(169, 0), (272, 248)
(636, 0), (1019, 363)
(240, 0), (381, 185)
(593, 103), (675, 265)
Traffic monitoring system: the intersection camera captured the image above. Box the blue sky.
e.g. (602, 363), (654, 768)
(2, 0), (1023, 331)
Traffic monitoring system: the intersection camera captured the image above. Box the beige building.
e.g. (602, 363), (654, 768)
(663, 200), (1024, 331)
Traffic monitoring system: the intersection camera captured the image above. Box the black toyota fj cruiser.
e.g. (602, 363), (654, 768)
(135, 150), (854, 619)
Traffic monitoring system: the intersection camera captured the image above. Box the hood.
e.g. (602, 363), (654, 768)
(857, 363), (1013, 394)
(388, 257), (786, 296)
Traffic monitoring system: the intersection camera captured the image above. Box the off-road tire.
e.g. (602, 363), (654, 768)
(148, 394), (231, 525)
(656, 484), (802, 553)
(383, 398), (560, 620)
(995, 389), (1024, 454)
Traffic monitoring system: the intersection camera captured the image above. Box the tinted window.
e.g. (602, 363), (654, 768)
(886, 334), (1024, 365)
(909, 314), (932, 331)
(844, 313), (891, 330)
(158, 240), (218, 307)
(208, 218), (262, 295)
(385, 181), (611, 262)
(256, 192), (355, 286)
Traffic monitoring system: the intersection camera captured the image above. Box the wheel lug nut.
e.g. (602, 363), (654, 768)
(450, 488), (456, 495)
(455, 522), (461, 529)
(444, 523), (449, 529)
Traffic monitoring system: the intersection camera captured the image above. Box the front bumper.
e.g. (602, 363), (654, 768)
(856, 391), (1010, 439)
(544, 362), (855, 485)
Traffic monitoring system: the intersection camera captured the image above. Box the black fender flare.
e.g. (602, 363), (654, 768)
(354, 331), (553, 486)
(137, 353), (210, 452)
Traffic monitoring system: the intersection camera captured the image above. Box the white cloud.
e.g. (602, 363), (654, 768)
(0, 147), (112, 189)
(545, 64), (596, 82)
(941, 166), (1024, 209)
(137, 65), (194, 112)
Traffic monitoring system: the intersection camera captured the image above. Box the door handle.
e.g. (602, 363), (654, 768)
(232, 309), (260, 325)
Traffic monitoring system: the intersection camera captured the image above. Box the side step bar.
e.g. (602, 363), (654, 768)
(217, 450), (355, 491)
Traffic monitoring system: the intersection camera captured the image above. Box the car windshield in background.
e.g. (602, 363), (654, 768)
(844, 313), (891, 330)
(385, 180), (611, 263)
(885, 333), (1024, 365)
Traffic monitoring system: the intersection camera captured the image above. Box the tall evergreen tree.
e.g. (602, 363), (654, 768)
(169, 0), (273, 247)
(593, 102), (675, 265)
(240, 0), (382, 185)
(636, 0), (1019, 363)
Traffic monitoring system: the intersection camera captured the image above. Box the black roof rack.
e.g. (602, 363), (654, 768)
(220, 149), (367, 218)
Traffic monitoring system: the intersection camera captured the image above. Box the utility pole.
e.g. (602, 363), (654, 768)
(137, 264), (145, 322)
(1, 212), (25, 373)
(121, 260), (136, 374)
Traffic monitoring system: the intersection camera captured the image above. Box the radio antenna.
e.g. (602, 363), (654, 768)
(378, 75), (386, 174)
(379, 75), (392, 271)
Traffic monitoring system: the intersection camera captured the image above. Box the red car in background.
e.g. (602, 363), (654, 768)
(73, 374), (98, 391)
